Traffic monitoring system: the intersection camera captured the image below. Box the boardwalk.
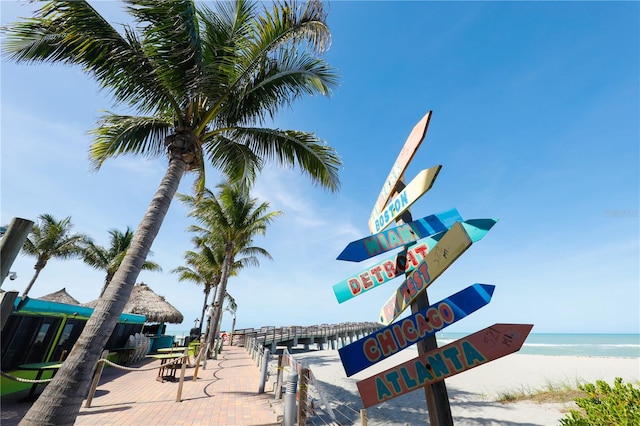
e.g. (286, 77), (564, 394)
(1, 345), (279, 426)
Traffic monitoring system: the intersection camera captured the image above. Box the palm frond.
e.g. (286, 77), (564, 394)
(206, 127), (340, 191)
(124, 0), (204, 109)
(88, 113), (173, 169)
(1, 1), (179, 115)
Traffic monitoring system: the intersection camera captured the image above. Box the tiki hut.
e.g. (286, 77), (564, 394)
(38, 288), (81, 305)
(125, 282), (183, 351)
(84, 282), (183, 351)
(84, 283), (183, 324)
(124, 282), (183, 324)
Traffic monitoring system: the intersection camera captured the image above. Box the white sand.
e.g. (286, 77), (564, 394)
(277, 348), (639, 426)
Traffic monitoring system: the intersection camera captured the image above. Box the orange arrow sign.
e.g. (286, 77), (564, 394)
(356, 323), (534, 408)
(370, 111), (432, 220)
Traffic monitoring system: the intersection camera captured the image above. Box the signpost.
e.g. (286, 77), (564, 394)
(339, 284), (495, 376)
(337, 208), (462, 262)
(370, 111), (432, 221)
(378, 219), (498, 326)
(368, 165), (442, 234)
(356, 323), (534, 408)
(331, 110), (531, 425)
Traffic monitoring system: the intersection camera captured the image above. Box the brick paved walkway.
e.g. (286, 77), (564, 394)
(1, 345), (280, 426)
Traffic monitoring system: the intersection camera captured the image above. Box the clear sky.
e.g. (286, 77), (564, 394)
(1, 1), (638, 335)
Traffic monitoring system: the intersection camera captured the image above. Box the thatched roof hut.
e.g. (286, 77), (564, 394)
(39, 288), (80, 305)
(125, 283), (183, 324)
(84, 282), (183, 324)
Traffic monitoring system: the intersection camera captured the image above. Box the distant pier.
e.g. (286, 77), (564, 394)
(232, 322), (382, 353)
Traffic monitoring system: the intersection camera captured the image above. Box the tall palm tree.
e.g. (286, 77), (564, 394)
(3, 2), (339, 424)
(82, 227), (162, 297)
(173, 235), (269, 334)
(21, 214), (90, 298)
(181, 182), (282, 357)
(172, 242), (222, 334)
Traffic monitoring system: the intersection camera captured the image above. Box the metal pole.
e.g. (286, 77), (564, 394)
(283, 372), (298, 426)
(258, 348), (270, 393)
(0, 217), (33, 286)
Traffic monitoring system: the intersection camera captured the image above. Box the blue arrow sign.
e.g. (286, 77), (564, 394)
(338, 283), (495, 377)
(337, 208), (463, 262)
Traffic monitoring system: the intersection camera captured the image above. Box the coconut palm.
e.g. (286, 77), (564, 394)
(2, 1), (339, 424)
(83, 227), (162, 297)
(180, 182), (281, 357)
(21, 214), (90, 298)
(173, 235), (269, 334)
(172, 242), (222, 334)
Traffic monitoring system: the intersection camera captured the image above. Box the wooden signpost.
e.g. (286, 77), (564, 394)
(332, 110), (531, 425)
(339, 284), (495, 376)
(368, 165), (442, 234)
(337, 208), (463, 262)
(378, 219), (498, 326)
(356, 323), (534, 408)
(369, 111), (432, 222)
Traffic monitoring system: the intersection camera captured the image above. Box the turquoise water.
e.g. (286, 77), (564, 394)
(438, 333), (640, 358)
(165, 325), (640, 358)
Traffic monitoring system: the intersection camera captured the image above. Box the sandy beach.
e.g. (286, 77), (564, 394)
(276, 348), (640, 425)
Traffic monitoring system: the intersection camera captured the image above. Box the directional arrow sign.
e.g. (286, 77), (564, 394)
(368, 166), (442, 234)
(337, 208), (462, 263)
(378, 219), (498, 325)
(339, 284), (495, 377)
(370, 111), (432, 220)
(356, 323), (533, 408)
(332, 242), (429, 304)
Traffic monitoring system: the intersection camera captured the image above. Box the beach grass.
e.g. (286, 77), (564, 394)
(496, 378), (588, 404)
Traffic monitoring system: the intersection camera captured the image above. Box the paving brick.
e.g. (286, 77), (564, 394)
(1, 346), (280, 426)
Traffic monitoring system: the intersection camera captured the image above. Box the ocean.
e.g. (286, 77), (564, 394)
(164, 325), (640, 358)
(438, 333), (640, 358)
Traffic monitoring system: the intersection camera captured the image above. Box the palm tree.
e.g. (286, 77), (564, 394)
(20, 214), (90, 298)
(173, 236), (268, 334)
(83, 227), (162, 297)
(180, 182), (281, 357)
(221, 293), (238, 344)
(3, 2), (339, 423)
(172, 242), (222, 334)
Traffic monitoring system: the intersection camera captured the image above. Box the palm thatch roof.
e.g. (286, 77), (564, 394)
(84, 282), (183, 324)
(38, 288), (81, 305)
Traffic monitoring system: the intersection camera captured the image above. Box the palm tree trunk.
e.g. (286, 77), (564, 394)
(99, 275), (112, 298)
(199, 287), (211, 334)
(206, 244), (234, 357)
(20, 156), (187, 426)
(21, 267), (42, 298)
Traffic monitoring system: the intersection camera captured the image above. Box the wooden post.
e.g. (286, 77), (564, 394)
(192, 342), (209, 381)
(85, 349), (109, 408)
(176, 348), (189, 402)
(297, 366), (309, 426)
(360, 409), (368, 426)
(274, 354), (284, 399)
(396, 180), (453, 426)
(0, 291), (18, 331)
(0, 217), (34, 286)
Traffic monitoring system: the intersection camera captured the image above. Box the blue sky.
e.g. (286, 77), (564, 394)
(1, 1), (638, 335)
